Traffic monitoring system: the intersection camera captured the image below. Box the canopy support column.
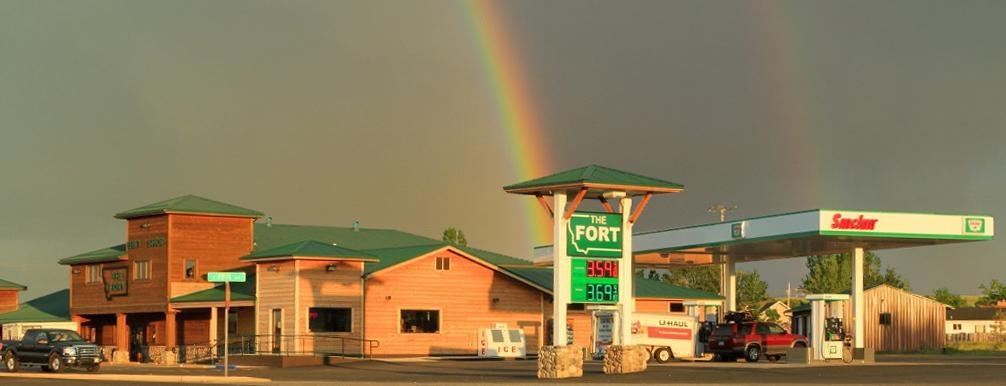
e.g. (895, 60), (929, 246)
(618, 194), (634, 346)
(852, 247), (865, 349)
(552, 192), (568, 346)
(720, 256), (736, 313)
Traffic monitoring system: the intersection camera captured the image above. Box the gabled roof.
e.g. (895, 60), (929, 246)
(241, 240), (377, 262)
(253, 223), (441, 252)
(0, 278), (27, 291)
(503, 164), (684, 197)
(360, 243), (533, 275)
(947, 307), (1005, 321)
(58, 244), (127, 265)
(502, 266), (723, 300)
(114, 195), (263, 219)
(0, 289), (70, 323)
(171, 274), (256, 303)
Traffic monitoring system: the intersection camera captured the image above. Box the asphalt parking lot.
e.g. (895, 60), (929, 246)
(3, 354), (1005, 385)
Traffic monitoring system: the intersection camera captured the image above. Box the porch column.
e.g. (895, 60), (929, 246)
(851, 247), (865, 349)
(114, 313), (129, 363)
(165, 310), (177, 350)
(209, 307), (218, 348)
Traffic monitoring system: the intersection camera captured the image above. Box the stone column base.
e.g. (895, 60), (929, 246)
(111, 349), (129, 364)
(537, 345), (583, 379)
(603, 345), (648, 374)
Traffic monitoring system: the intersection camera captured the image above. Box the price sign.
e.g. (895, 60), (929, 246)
(570, 258), (619, 303)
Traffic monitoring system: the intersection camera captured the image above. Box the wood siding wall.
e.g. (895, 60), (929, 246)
(635, 299), (687, 315)
(838, 285), (947, 352)
(0, 290), (18, 314)
(297, 260), (364, 355)
(364, 250), (544, 357)
(71, 215), (170, 315)
(255, 260), (297, 353)
(167, 214), (254, 283)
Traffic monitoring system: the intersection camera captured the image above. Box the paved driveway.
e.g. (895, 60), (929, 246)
(4, 354), (1005, 385)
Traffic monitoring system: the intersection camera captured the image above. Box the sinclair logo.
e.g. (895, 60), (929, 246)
(964, 217), (986, 233)
(831, 213), (879, 231)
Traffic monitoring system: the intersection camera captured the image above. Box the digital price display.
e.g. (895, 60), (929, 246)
(571, 258), (619, 304)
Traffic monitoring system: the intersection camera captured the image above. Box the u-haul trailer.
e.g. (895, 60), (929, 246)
(594, 311), (700, 363)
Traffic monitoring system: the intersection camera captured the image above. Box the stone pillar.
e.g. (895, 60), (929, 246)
(113, 313), (129, 363)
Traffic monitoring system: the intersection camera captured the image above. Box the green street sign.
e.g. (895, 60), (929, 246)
(208, 272), (246, 283)
(567, 211), (623, 258)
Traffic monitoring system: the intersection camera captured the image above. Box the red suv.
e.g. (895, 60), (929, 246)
(708, 322), (807, 362)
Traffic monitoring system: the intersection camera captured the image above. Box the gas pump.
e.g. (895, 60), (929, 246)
(806, 294), (850, 361)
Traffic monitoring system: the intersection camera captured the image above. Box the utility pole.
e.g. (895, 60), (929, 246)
(708, 203), (737, 222)
(786, 282), (792, 307)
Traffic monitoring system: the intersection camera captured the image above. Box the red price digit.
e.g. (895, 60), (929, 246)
(587, 261), (595, 277)
(610, 261), (618, 277)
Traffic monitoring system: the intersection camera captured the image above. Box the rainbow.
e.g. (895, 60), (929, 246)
(742, 2), (823, 207)
(462, 0), (553, 245)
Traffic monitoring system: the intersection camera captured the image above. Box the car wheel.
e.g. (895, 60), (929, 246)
(768, 355), (779, 362)
(744, 346), (761, 362)
(653, 347), (673, 364)
(3, 352), (18, 373)
(47, 353), (65, 373)
(792, 341), (807, 349)
(86, 364), (100, 373)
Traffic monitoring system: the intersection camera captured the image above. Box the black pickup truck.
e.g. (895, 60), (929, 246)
(1, 329), (103, 373)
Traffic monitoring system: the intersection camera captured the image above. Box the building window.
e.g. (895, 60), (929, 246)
(308, 308), (351, 333)
(133, 260), (151, 281)
(401, 310), (439, 333)
(185, 259), (197, 279)
(435, 257), (450, 271)
(879, 312), (892, 325)
(86, 265), (102, 284)
(669, 302), (685, 313)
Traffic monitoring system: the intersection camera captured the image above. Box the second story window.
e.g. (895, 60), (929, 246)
(134, 260), (151, 281)
(185, 259), (197, 279)
(435, 257), (450, 271)
(86, 265), (102, 284)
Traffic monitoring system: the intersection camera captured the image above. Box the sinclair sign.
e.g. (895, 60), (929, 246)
(567, 211), (623, 258)
(818, 210), (993, 238)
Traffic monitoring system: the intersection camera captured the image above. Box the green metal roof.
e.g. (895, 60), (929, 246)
(0, 289), (70, 324)
(58, 244), (127, 266)
(502, 266), (723, 300)
(503, 164), (684, 195)
(253, 223), (441, 252)
(242, 240), (377, 261)
(0, 278), (27, 291)
(114, 195), (263, 219)
(171, 274), (256, 303)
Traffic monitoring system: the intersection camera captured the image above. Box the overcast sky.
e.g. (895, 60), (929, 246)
(2, 0), (1004, 301)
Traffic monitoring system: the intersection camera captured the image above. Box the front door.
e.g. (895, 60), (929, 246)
(271, 309), (282, 354)
(130, 324), (148, 362)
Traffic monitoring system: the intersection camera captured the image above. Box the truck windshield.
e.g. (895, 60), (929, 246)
(48, 331), (85, 343)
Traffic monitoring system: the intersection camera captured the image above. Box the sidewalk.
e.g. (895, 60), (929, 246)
(0, 371), (270, 384)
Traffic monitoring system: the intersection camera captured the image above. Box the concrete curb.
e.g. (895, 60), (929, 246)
(0, 372), (271, 384)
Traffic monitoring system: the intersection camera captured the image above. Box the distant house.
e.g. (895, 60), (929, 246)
(791, 284), (948, 352)
(946, 307), (1005, 335)
(755, 300), (792, 330)
(0, 289), (76, 340)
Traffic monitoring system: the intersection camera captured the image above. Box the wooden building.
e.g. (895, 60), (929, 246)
(792, 284), (948, 352)
(60, 195), (722, 363)
(0, 278), (27, 315)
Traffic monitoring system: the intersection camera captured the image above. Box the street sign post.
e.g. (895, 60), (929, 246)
(208, 272), (246, 377)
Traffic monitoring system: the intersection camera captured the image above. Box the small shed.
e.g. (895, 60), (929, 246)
(0, 289), (76, 340)
(792, 284), (948, 352)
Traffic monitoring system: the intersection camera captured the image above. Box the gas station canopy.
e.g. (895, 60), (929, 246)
(536, 209), (994, 266)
